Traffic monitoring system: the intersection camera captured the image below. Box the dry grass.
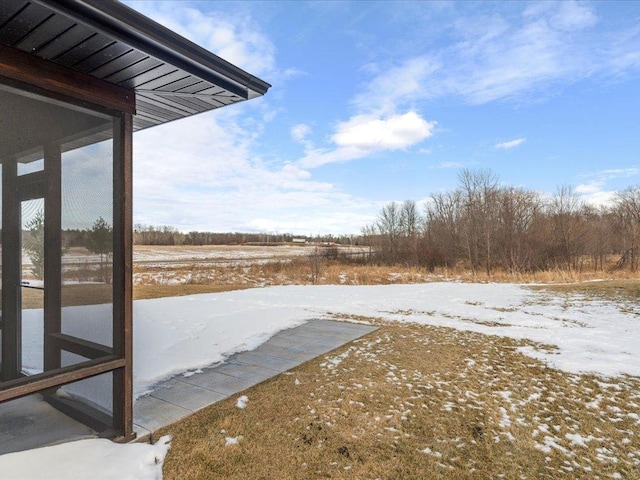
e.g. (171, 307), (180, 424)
(158, 321), (640, 480)
(134, 254), (640, 291)
(14, 283), (249, 309)
(532, 279), (640, 299)
(133, 284), (251, 301)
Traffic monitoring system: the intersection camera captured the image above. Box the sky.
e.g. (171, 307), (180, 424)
(124, 1), (640, 235)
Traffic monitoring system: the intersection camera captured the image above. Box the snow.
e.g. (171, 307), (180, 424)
(225, 436), (243, 446)
(11, 282), (640, 477)
(0, 435), (171, 480)
(20, 282), (640, 404)
(130, 283), (640, 384)
(236, 395), (249, 409)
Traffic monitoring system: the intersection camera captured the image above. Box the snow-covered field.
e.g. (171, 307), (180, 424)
(21, 282), (640, 397)
(8, 282), (640, 478)
(133, 244), (368, 266)
(132, 282), (639, 390)
(133, 244), (316, 263)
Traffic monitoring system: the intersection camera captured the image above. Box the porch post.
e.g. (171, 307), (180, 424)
(1, 157), (20, 381)
(44, 143), (62, 372)
(112, 112), (134, 440)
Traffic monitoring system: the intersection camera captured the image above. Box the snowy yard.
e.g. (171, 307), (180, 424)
(5, 282), (640, 479)
(131, 282), (640, 391)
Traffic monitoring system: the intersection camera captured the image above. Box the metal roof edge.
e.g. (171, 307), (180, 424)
(35, 0), (271, 98)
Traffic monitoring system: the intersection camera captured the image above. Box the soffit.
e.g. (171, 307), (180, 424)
(0, 0), (270, 131)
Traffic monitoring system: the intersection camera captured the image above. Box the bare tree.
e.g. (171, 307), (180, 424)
(425, 190), (463, 269)
(612, 187), (640, 271)
(495, 187), (541, 273)
(458, 168), (500, 276)
(548, 185), (586, 270)
(376, 202), (402, 263)
(400, 200), (421, 265)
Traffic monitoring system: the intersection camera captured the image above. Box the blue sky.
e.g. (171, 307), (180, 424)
(126, 1), (640, 235)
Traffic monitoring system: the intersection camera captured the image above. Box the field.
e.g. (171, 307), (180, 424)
(123, 246), (640, 479)
(131, 245), (640, 297)
(150, 281), (640, 480)
(17, 245), (640, 478)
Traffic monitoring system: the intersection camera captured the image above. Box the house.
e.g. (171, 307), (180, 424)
(0, 0), (269, 451)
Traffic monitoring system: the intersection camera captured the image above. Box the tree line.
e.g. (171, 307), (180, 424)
(132, 225), (359, 247)
(361, 169), (640, 275)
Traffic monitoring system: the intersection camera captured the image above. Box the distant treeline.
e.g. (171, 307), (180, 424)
(361, 168), (640, 274)
(132, 225), (361, 247)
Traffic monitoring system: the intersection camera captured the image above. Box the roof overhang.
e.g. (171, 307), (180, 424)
(0, 0), (271, 130)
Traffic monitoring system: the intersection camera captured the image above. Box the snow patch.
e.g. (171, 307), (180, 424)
(0, 435), (172, 480)
(236, 395), (249, 409)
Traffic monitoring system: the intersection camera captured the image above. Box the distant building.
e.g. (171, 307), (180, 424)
(292, 238), (307, 244)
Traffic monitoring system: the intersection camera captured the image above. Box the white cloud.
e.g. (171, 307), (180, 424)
(290, 123), (311, 143)
(352, 57), (441, 114)
(574, 183), (616, 207)
(132, 112), (376, 234)
(347, 2), (638, 107)
(299, 112), (436, 168)
(582, 167), (640, 181)
(123, 2), (383, 234)
(525, 1), (598, 32)
(428, 161), (466, 170)
(573, 167), (640, 207)
(333, 112), (436, 150)
(125, 2), (275, 76)
(495, 137), (527, 150)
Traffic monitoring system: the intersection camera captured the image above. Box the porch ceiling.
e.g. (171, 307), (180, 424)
(0, 0), (271, 130)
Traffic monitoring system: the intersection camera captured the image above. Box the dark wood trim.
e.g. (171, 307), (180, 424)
(0, 357), (125, 402)
(111, 112), (134, 438)
(44, 143), (63, 372)
(1, 157), (21, 381)
(50, 333), (113, 360)
(0, 43), (135, 114)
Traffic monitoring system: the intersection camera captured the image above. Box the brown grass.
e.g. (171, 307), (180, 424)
(532, 278), (640, 299)
(158, 320), (640, 480)
(134, 255), (640, 292)
(133, 284), (251, 301)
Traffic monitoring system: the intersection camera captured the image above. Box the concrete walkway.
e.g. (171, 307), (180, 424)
(134, 319), (377, 439)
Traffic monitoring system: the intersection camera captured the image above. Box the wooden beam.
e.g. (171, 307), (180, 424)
(1, 157), (20, 381)
(44, 143), (63, 372)
(112, 113), (134, 439)
(50, 333), (113, 360)
(0, 43), (135, 115)
(0, 357), (125, 403)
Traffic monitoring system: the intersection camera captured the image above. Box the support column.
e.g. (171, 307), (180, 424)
(44, 143), (62, 372)
(112, 113), (134, 440)
(1, 158), (20, 381)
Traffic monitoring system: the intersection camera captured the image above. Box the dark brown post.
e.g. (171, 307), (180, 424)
(1, 157), (20, 381)
(44, 143), (62, 372)
(112, 112), (134, 440)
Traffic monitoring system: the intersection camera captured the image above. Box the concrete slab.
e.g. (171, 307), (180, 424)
(182, 371), (258, 397)
(211, 361), (279, 382)
(150, 378), (227, 412)
(133, 318), (376, 437)
(229, 350), (310, 372)
(134, 395), (192, 432)
(0, 395), (96, 455)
